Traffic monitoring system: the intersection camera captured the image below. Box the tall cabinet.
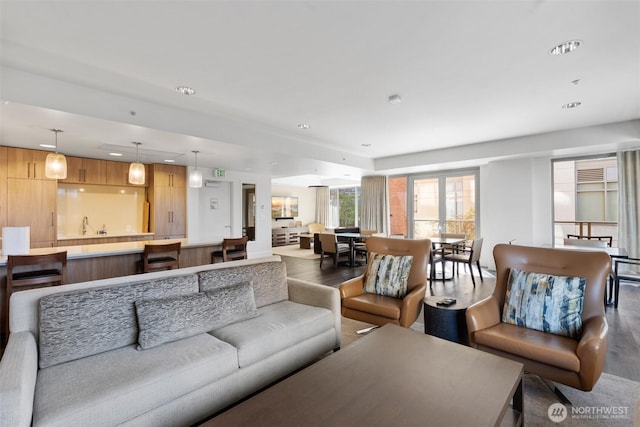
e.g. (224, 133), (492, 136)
(6, 147), (57, 248)
(148, 164), (186, 239)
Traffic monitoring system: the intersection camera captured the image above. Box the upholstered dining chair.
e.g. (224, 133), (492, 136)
(339, 236), (430, 328)
(612, 257), (640, 308)
(466, 244), (611, 392)
(318, 233), (351, 268)
(563, 238), (608, 248)
(443, 238), (484, 286)
(354, 229), (377, 259)
(566, 234), (613, 247)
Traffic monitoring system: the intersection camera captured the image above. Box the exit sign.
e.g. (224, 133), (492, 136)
(214, 168), (226, 178)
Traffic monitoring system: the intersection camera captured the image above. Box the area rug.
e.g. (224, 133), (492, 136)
(340, 317), (640, 426)
(272, 244), (320, 260)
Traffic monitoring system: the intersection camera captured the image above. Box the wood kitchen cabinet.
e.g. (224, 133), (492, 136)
(6, 147), (56, 180)
(105, 160), (148, 186)
(59, 156), (107, 185)
(7, 178), (57, 248)
(148, 164), (186, 239)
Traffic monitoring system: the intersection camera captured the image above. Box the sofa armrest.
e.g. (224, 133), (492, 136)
(465, 296), (502, 348)
(0, 331), (38, 427)
(576, 316), (609, 391)
(287, 278), (341, 348)
(338, 275), (365, 299)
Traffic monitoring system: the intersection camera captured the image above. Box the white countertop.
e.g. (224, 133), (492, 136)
(57, 232), (155, 240)
(0, 237), (222, 265)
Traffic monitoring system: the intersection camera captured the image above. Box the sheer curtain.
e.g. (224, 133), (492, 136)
(314, 186), (330, 226)
(618, 149), (640, 258)
(360, 176), (388, 234)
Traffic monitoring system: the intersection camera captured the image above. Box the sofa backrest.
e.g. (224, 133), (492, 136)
(198, 261), (288, 308)
(38, 274), (199, 368)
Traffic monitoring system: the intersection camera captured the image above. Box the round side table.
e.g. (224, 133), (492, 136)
(423, 296), (471, 345)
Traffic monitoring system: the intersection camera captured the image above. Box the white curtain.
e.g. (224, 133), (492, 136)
(360, 175), (388, 234)
(618, 149), (640, 259)
(315, 186), (330, 226)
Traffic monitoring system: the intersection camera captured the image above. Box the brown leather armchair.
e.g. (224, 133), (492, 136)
(339, 236), (431, 327)
(466, 244), (611, 391)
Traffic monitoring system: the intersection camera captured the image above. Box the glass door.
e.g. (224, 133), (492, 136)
(410, 170), (478, 239)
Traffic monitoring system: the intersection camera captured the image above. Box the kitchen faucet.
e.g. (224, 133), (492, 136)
(82, 216), (89, 235)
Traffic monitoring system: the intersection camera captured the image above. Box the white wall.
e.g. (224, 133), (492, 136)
(480, 157), (553, 269)
(270, 184), (316, 227)
(187, 167), (273, 259)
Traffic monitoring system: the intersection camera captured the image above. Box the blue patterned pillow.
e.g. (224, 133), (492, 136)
(502, 268), (586, 338)
(363, 252), (413, 298)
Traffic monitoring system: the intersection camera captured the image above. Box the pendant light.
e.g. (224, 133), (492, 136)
(128, 142), (145, 185)
(189, 150), (203, 188)
(45, 129), (68, 179)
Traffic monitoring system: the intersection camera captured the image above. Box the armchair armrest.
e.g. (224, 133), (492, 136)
(576, 316), (609, 391)
(0, 331), (38, 427)
(399, 283), (426, 327)
(465, 296), (501, 347)
(339, 275), (365, 299)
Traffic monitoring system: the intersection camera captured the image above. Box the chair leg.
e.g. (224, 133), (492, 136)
(477, 261), (483, 282)
(320, 252), (324, 268)
(541, 377), (572, 406)
(615, 277), (620, 309)
(469, 262), (476, 287)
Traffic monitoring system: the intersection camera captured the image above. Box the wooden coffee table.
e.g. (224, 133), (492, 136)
(201, 324), (524, 426)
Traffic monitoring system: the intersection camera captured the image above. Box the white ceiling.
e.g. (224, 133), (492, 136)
(1, 1), (639, 185)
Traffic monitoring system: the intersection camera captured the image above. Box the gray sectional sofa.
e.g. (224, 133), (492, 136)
(0, 256), (340, 427)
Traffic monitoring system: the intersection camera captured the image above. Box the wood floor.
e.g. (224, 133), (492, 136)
(281, 254), (640, 382)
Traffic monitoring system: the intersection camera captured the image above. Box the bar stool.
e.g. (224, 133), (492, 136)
(142, 242), (181, 273)
(5, 251), (67, 345)
(211, 237), (248, 263)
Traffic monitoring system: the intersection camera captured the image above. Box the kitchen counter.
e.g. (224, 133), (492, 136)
(57, 232), (155, 240)
(56, 232), (156, 246)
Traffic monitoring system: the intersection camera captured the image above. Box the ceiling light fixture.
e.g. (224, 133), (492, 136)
(189, 150), (203, 188)
(163, 159), (176, 163)
(562, 102), (582, 109)
(298, 123), (310, 130)
(45, 129), (67, 179)
(549, 40), (582, 55)
(128, 142), (145, 185)
(40, 144), (56, 149)
(176, 86), (196, 95)
(108, 152), (123, 157)
(388, 94), (402, 104)
(361, 143), (371, 147)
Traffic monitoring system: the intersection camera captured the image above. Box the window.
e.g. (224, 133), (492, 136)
(553, 156), (618, 245)
(329, 186), (361, 228)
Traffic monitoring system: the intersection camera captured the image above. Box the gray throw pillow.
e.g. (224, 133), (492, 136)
(135, 281), (258, 349)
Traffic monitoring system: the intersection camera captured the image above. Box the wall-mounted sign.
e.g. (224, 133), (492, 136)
(214, 168), (226, 178)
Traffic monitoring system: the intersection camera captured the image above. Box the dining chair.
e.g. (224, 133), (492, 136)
(443, 238), (484, 286)
(318, 233), (351, 268)
(563, 238), (608, 248)
(5, 251), (67, 345)
(612, 257), (640, 308)
(354, 229), (377, 260)
(143, 242), (181, 273)
(566, 234), (613, 247)
(211, 237), (248, 263)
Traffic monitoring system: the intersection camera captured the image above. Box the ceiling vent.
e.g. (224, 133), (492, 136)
(577, 168), (604, 182)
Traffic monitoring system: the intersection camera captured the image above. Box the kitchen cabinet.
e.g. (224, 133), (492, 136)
(105, 160), (148, 187)
(271, 227), (309, 247)
(59, 156), (107, 184)
(148, 164), (186, 239)
(6, 147), (55, 180)
(7, 178), (57, 248)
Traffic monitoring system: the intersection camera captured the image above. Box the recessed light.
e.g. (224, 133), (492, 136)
(175, 86), (196, 95)
(549, 40), (582, 55)
(297, 123), (310, 130)
(39, 144), (56, 148)
(164, 159), (176, 163)
(108, 152), (123, 157)
(571, 79), (581, 85)
(388, 94), (402, 104)
(270, 162), (279, 166)
(361, 143), (371, 147)
(562, 102), (582, 108)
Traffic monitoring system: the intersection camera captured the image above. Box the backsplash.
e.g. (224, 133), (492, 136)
(57, 184), (146, 237)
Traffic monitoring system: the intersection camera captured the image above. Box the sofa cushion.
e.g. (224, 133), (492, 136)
(502, 268), (586, 338)
(198, 261), (288, 307)
(136, 282), (258, 349)
(210, 300), (334, 368)
(33, 334), (237, 427)
(363, 252), (413, 298)
(38, 274), (199, 369)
